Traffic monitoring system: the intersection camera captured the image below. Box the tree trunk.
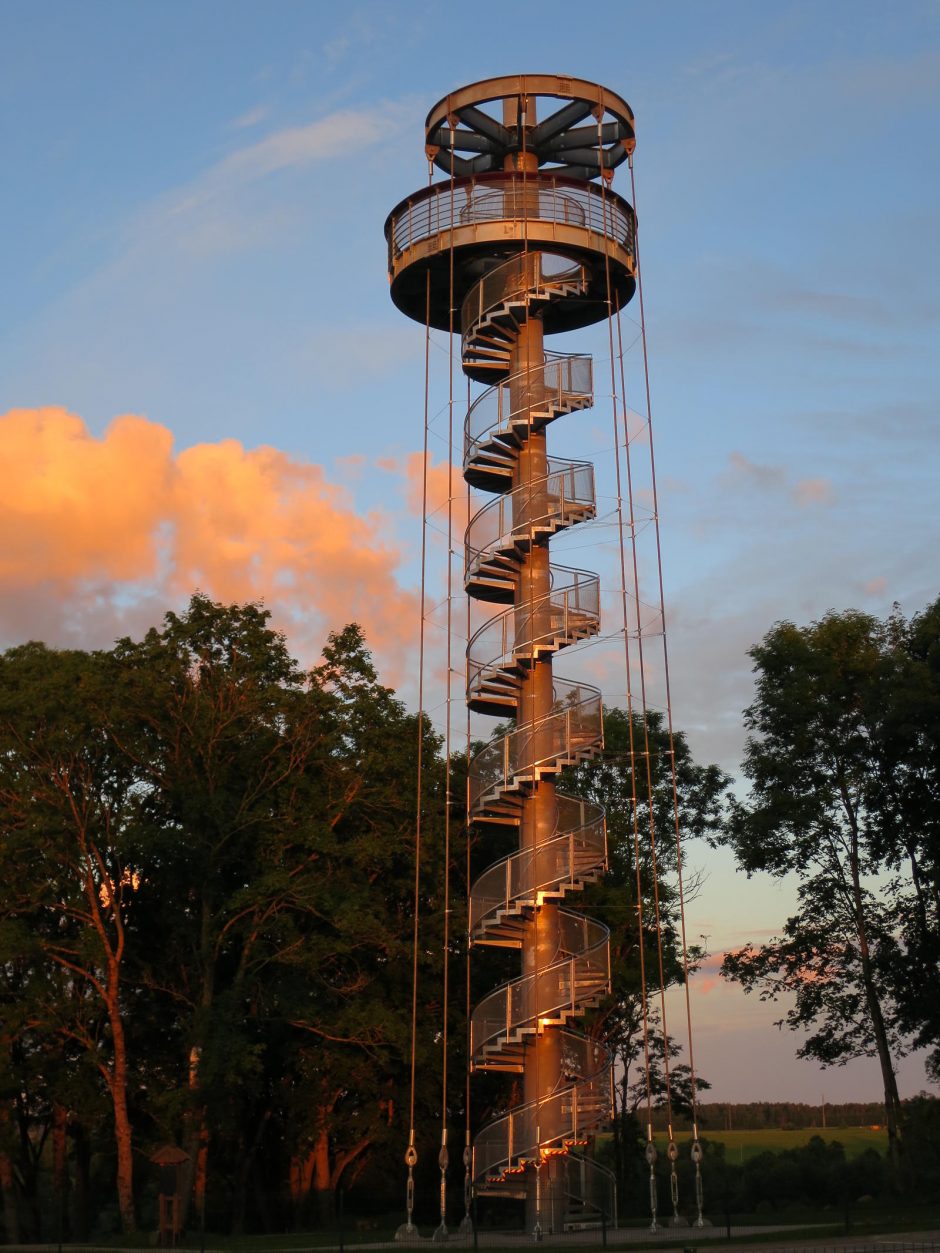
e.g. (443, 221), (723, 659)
(230, 1110), (270, 1235)
(230, 1130), (248, 1236)
(107, 998), (137, 1233)
(180, 1043), (210, 1231)
(52, 1102), (69, 1241)
(290, 1150), (316, 1230)
(848, 836), (904, 1177)
(70, 1121), (91, 1240)
(194, 1127), (209, 1233)
(313, 1125), (333, 1225)
(0, 1145), (20, 1244)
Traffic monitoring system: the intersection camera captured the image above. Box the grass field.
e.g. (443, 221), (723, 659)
(669, 1126), (887, 1161)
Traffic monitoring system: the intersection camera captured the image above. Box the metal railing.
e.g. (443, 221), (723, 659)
(385, 172), (636, 267)
(461, 251), (587, 347)
(465, 459), (596, 577)
(473, 1035), (612, 1183)
(467, 569), (600, 705)
(470, 910), (610, 1062)
(464, 354), (593, 473)
(469, 681), (603, 815)
(470, 816), (607, 938)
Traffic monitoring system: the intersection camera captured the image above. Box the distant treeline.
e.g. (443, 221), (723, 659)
(652, 1101), (886, 1132)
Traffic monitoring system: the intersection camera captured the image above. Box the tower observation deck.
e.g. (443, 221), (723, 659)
(385, 75), (638, 1235)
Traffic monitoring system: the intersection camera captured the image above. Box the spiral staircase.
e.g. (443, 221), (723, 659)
(462, 251), (616, 1228)
(384, 74), (638, 1234)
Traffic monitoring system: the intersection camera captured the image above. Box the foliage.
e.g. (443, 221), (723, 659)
(715, 599), (940, 1172)
(561, 707), (728, 1207)
(0, 598), (732, 1237)
(0, 598), (448, 1237)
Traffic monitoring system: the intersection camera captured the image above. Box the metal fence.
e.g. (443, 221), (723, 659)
(5, 1232), (938, 1253)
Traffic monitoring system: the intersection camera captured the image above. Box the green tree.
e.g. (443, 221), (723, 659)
(870, 600), (940, 1079)
(716, 607), (940, 1173)
(108, 600), (450, 1230)
(561, 707), (728, 1208)
(0, 644), (141, 1233)
(109, 594), (334, 1229)
(267, 623), (449, 1225)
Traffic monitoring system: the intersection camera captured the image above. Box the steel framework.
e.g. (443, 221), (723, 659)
(385, 74), (638, 1235)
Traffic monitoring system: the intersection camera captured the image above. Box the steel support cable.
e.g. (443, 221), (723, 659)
(614, 295), (661, 1232)
(617, 266), (682, 1231)
(597, 166), (660, 1231)
(432, 138), (459, 1246)
(598, 143), (680, 1226)
(628, 155), (706, 1228)
(398, 270), (435, 1243)
(462, 388), (474, 1235)
(613, 156), (682, 1228)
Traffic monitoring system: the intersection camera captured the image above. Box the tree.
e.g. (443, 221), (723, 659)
(110, 600), (448, 1229)
(561, 707), (727, 1208)
(0, 644), (142, 1233)
(869, 600), (940, 1078)
(0, 598), (453, 1236)
(109, 594), (335, 1229)
(267, 623), (449, 1225)
(716, 605), (940, 1173)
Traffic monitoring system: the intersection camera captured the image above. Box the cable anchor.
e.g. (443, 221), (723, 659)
(645, 1139), (658, 1232)
(458, 1140), (473, 1234)
(667, 1137), (684, 1227)
(691, 1137), (706, 1228)
(395, 1134), (420, 1242)
(432, 1130), (449, 1242)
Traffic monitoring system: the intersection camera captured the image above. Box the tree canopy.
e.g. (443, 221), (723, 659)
(0, 595), (732, 1236)
(716, 598), (940, 1173)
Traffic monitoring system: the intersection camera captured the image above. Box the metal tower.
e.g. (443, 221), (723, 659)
(385, 75), (637, 1234)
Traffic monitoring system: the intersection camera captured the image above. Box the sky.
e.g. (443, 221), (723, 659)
(1, 0), (938, 1107)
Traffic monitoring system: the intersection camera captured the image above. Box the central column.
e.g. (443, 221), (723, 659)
(511, 311), (563, 1234)
(503, 93), (563, 1233)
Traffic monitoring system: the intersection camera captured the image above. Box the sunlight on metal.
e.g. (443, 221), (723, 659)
(385, 73), (703, 1241)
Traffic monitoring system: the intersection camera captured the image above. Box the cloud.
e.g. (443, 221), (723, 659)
(727, 450), (786, 490)
(0, 407), (420, 681)
(724, 453), (835, 510)
(690, 951), (726, 996)
(105, 98), (415, 268)
(163, 110), (383, 222)
(791, 477), (836, 507)
(229, 105), (269, 131)
(380, 451), (472, 536)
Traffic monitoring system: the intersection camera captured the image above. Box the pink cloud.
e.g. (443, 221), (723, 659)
(791, 477), (836, 506)
(0, 407), (420, 681)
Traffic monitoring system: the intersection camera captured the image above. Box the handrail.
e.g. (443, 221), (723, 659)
(465, 459), (595, 576)
(469, 816), (607, 938)
(464, 354), (593, 473)
(384, 171), (636, 266)
(461, 251), (587, 349)
(472, 1029), (611, 1178)
(469, 682), (603, 815)
(470, 910), (610, 1061)
(467, 569), (600, 705)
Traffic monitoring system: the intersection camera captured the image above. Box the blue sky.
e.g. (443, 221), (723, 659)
(1, 0), (938, 1103)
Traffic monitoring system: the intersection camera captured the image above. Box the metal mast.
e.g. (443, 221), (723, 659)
(385, 75), (637, 1235)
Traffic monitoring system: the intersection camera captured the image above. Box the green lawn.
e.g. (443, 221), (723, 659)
(669, 1125), (887, 1161)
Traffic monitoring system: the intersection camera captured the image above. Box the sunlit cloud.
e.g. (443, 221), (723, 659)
(0, 407), (420, 681)
(791, 477), (836, 507)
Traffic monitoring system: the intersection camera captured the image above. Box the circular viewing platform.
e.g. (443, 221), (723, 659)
(384, 172), (636, 333)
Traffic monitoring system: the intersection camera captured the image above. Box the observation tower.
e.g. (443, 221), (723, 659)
(385, 75), (637, 1234)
